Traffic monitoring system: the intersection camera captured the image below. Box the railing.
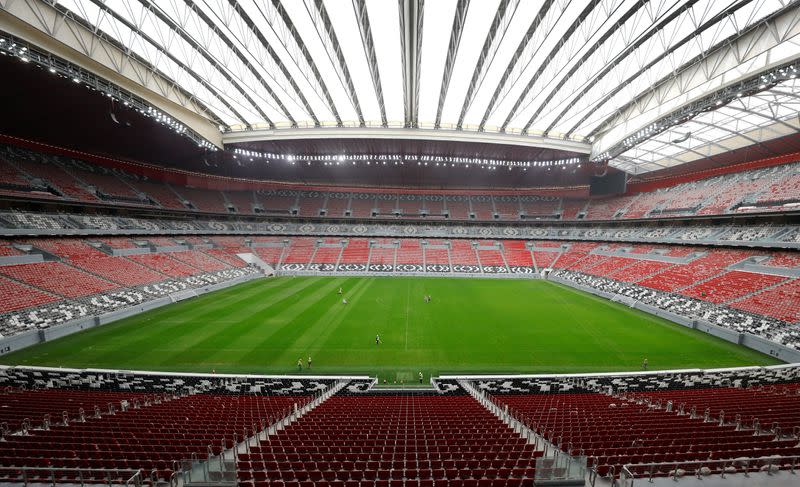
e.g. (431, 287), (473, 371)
(618, 456), (799, 486)
(461, 380), (587, 484)
(0, 466), (144, 486)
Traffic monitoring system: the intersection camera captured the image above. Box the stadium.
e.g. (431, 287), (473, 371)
(0, 0), (800, 486)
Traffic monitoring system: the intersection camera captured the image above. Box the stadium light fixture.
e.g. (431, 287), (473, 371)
(0, 32), (219, 152)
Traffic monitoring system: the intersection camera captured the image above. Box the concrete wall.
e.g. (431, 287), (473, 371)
(0, 273), (264, 356)
(278, 270), (540, 279)
(0, 254), (44, 266)
(0, 330), (41, 355)
(110, 247), (151, 257)
(549, 276), (800, 364)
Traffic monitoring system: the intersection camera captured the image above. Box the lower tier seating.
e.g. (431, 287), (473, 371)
(238, 393), (542, 487)
(2, 365), (799, 486)
(0, 392), (307, 484)
(554, 270), (800, 351)
(486, 379), (800, 479)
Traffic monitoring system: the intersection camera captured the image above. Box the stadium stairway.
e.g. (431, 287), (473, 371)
(196, 379), (350, 486)
(466, 372), (800, 484)
(0, 369), (341, 486)
(458, 380), (584, 484)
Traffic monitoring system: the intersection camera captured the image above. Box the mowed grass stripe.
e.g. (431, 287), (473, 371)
(264, 277), (376, 368)
(0, 276), (780, 378)
(27, 277), (323, 370)
(225, 276), (361, 365)
(165, 276), (330, 358)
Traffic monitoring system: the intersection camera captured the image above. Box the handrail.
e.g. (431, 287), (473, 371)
(125, 468), (143, 486)
(0, 466), (145, 486)
(620, 455), (799, 485)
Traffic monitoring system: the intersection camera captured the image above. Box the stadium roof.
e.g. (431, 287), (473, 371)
(0, 0), (799, 176)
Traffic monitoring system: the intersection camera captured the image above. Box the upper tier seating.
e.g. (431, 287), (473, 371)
(256, 192), (295, 214)
(71, 170), (146, 203)
(698, 179), (764, 215)
(521, 198), (560, 218)
(298, 193), (326, 217)
(172, 187), (228, 213)
(560, 199), (587, 220)
(350, 196), (375, 218)
(470, 197), (494, 220)
(495, 198), (520, 220)
(446, 198), (470, 220)
(5, 142), (800, 222)
(127, 181), (187, 210)
(754, 172), (800, 205)
(398, 195), (424, 216)
(225, 190), (256, 214)
(423, 198), (445, 217)
(325, 195), (350, 218)
(11, 158), (97, 201)
(584, 196), (636, 220)
(0, 158), (38, 197)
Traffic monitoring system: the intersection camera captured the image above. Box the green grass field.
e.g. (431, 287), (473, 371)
(0, 276), (780, 380)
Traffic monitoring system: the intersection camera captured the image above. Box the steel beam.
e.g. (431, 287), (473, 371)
(309, 0), (365, 126)
(589, 1), (800, 143)
(269, 0), (342, 126)
(85, 0), (243, 127)
(478, 0), (555, 132)
(434, 0), (469, 129)
(353, 0), (387, 127)
(456, 0), (513, 129)
(0, 0), (221, 143)
(220, 0), (319, 126)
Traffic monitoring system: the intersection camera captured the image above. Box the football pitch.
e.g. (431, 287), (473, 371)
(0, 276), (780, 380)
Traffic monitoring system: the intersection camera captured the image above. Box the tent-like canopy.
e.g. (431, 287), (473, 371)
(1, 0), (799, 174)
